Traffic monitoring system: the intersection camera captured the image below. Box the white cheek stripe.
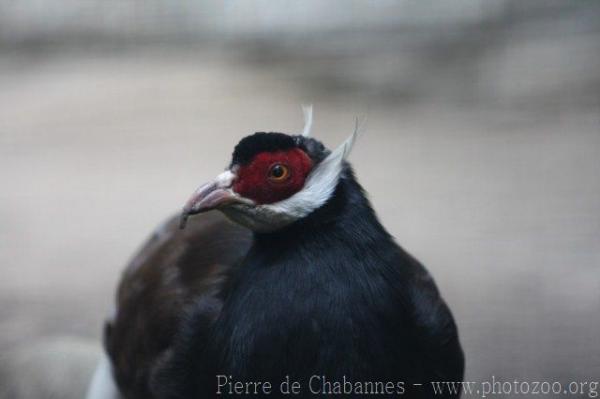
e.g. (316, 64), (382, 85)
(264, 118), (363, 219)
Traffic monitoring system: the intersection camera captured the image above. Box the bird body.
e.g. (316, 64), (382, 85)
(153, 167), (463, 399)
(94, 110), (464, 399)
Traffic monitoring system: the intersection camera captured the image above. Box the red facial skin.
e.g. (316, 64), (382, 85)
(233, 148), (313, 204)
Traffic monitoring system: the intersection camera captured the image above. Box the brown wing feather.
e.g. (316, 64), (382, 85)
(104, 211), (252, 398)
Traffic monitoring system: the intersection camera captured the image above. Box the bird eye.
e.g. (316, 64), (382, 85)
(268, 163), (290, 182)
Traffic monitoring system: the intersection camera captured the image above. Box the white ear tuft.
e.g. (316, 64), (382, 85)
(265, 116), (365, 222)
(332, 115), (366, 161)
(300, 104), (313, 137)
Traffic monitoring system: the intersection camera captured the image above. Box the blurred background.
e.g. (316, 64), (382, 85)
(1, 1), (599, 398)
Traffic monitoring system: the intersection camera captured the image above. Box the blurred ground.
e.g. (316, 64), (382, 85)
(1, 1), (600, 398)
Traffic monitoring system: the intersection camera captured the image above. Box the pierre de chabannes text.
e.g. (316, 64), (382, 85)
(216, 375), (600, 397)
(216, 375), (405, 395)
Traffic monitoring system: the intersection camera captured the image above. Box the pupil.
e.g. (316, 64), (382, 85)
(272, 165), (284, 178)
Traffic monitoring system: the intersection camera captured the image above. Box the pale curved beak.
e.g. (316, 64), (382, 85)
(179, 170), (248, 229)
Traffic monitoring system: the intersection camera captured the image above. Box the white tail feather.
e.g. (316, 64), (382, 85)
(86, 353), (121, 399)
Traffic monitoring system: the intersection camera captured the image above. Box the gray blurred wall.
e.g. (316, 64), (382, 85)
(1, 1), (599, 398)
